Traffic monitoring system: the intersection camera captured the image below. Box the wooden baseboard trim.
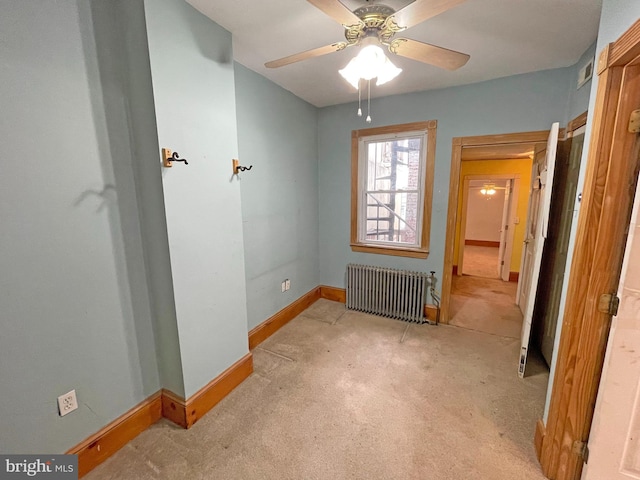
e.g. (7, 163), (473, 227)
(320, 285), (346, 303)
(68, 391), (163, 478)
(69, 353), (254, 476)
(464, 239), (500, 247)
(452, 264), (517, 282)
(248, 287), (321, 349)
(184, 353), (253, 429)
(535, 419), (546, 462)
(163, 352), (253, 429)
(161, 388), (187, 428)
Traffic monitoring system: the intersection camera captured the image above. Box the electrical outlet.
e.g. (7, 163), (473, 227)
(285, 279), (290, 291)
(57, 390), (78, 417)
(281, 281), (286, 293)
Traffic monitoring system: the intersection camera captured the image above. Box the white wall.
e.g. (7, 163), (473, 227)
(465, 189), (505, 243)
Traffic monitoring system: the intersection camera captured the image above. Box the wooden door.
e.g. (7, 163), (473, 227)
(583, 149), (640, 479)
(518, 122), (559, 378)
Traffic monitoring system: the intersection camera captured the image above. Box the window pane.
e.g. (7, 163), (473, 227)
(365, 192), (420, 245)
(352, 121), (435, 257)
(366, 137), (422, 191)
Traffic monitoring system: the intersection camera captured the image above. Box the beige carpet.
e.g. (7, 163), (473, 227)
(85, 299), (547, 480)
(449, 276), (523, 339)
(462, 246), (500, 278)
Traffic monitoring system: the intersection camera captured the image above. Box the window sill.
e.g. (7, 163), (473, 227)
(350, 243), (429, 259)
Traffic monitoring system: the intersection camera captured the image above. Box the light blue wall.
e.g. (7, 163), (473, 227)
(543, 0), (639, 423)
(0, 0), (160, 453)
(144, 0), (249, 397)
(567, 42), (597, 122)
(234, 64), (320, 330)
(596, 0), (640, 47)
(118, 0), (185, 397)
(318, 68), (574, 289)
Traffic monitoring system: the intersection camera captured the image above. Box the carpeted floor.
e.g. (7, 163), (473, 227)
(449, 275), (523, 339)
(85, 299), (548, 480)
(462, 246), (500, 278)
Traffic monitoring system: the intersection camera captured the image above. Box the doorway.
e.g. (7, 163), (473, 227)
(446, 142), (540, 339)
(532, 125), (585, 368)
(453, 171), (526, 338)
(458, 175), (519, 281)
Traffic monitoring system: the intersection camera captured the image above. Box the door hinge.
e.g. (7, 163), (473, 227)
(629, 109), (640, 133)
(501, 260), (505, 266)
(598, 293), (620, 316)
(573, 440), (590, 463)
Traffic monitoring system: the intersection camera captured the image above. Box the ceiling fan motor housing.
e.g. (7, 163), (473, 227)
(346, 4), (401, 45)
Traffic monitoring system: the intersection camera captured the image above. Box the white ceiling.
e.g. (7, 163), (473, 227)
(187, 0), (603, 107)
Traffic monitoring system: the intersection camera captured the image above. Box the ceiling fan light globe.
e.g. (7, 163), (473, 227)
(339, 44), (402, 89)
(339, 60), (362, 89)
(376, 58), (402, 86)
(356, 45), (387, 79)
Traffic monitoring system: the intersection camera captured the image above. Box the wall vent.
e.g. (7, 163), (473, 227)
(577, 59), (594, 89)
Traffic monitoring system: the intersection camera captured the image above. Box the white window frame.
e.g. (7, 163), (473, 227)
(350, 121), (437, 258)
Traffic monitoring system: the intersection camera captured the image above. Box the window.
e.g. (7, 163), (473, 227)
(351, 121), (436, 258)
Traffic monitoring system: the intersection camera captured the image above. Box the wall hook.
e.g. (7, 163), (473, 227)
(233, 159), (253, 175)
(163, 148), (189, 168)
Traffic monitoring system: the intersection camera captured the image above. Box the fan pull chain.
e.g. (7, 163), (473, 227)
(366, 79), (372, 123)
(357, 78), (362, 117)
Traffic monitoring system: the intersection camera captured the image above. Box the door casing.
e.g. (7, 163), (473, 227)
(442, 131), (552, 324)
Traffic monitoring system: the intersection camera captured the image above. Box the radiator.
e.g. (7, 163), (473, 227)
(346, 264), (429, 323)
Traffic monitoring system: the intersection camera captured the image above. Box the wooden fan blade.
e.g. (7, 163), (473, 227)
(388, 0), (467, 30)
(307, 0), (363, 27)
(265, 42), (348, 68)
(389, 38), (469, 71)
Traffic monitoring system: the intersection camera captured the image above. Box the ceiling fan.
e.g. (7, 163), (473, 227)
(265, 0), (470, 72)
(471, 182), (508, 196)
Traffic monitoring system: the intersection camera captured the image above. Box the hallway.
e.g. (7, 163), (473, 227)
(449, 275), (522, 339)
(452, 242), (523, 338)
(462, 245), (501, 279)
